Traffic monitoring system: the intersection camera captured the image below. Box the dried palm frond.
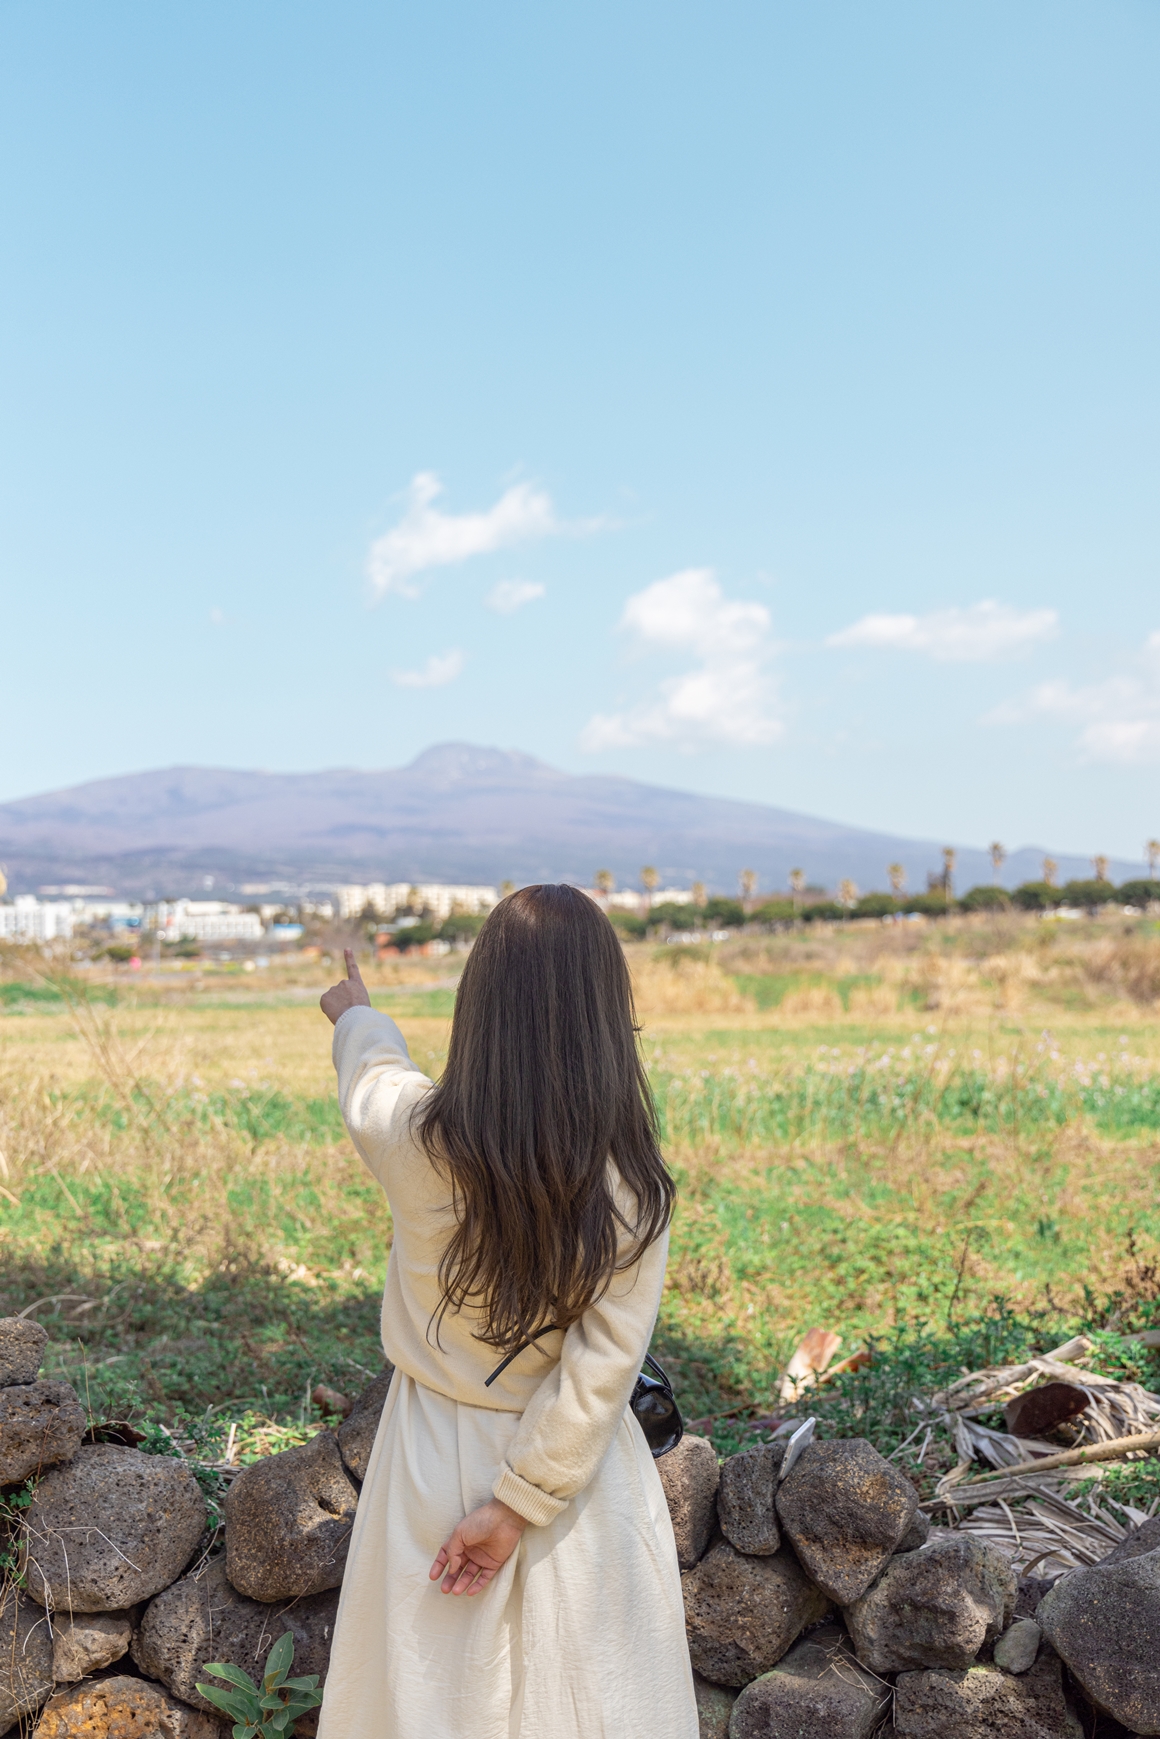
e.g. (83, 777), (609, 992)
(948, 1478), (1159, 1578)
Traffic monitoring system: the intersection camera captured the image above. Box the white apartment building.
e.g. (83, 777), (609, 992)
(0, 897), (76, 942)
(334, 882), (498, 922)
(150, 900), (264, 943)
(600, 888), (696, 911)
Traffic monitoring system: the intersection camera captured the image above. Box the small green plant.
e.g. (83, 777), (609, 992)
(196, 1630), (322, 1737)
(0, 1478), (36, 1585)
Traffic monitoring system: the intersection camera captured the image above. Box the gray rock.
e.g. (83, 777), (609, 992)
(0, 1316), (48, 1386)
(716, 1443), (783, 1556)
(225, 1428), (357, 1601)
(681, 1539), (829, 1687)
(31, 1674), (219, 1738)
(1100, 1515), (1160, 1567)
(894, 1648), (1077, 1738)
(658, 1433), (719, 1570)
(1037, 1545), (1160, 1733)
(729, 1622), (891, 1739)
(776, 1437), (919, 1604)
(994, 1617), (1042, 1675)
(22, 1445), (207, 1612)
(133, 1556), (338, 1725)
(896, 1510), (931, 1553)
(50, 1612), (133, 1683)
(336, 1364), (394, 1481)
(0, 1586), (54, 1735)
(844, 1533), (1016, 1674)
(0, 1382), (86, 1485)
(1017, 1576), (1058, 1618)
(692, 1672), (736, 1739)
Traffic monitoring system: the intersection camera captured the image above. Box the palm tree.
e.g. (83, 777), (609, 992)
(789, 868), (805, 917)
(640, 865), (659, 916)
(594, 869), (614, 906)
(1146, 839), (1160, 880)
(1042, 857), (1058, 889)
(691, 880), (707, 908)
(739, 869), (758, 911)
(989, 842), (1006, 884)
(499, 879), (515, 900)
(1092, 855), (1110, 884)
(837, 878), (858, 915)
(887, 863), (905, 897)
(942, 847), (956, 908)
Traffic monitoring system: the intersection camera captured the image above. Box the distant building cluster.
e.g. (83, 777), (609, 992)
(0, 882), (498, 947)
(333, 883), (498, 921)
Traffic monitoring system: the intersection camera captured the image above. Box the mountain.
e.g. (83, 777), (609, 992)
(0, 744), (1137, 899)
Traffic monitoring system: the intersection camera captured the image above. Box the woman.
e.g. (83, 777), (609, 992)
(316, 884), (699, 1739)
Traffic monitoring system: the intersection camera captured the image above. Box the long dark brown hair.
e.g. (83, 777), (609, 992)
(418, 883), (675, 1351)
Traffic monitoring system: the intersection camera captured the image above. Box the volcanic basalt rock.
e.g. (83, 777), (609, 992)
(225, 1429), (358, 1601)
(716, 1443), (783, 1557)
(681, 1539), (829, 1687)
(775, 1437), (919, 1604)
(0, 1316), (48, 1387)
(336, 1365), (395, 1482)
(0, 1382), (86, 1485)
(1037, 1545), (1160, 1734)
(133, 1557), (338, 1724)
(22, 1446), (206, 1612)
(729, 1624), (890, 1739)
(657, 1433), (719, 1571)
(844, 1534), (1016, 1674)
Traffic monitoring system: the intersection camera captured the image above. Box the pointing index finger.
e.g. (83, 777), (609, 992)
(344, 948), (363, 980)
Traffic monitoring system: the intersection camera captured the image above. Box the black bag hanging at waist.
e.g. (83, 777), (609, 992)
(485, 1329), (684, 1459)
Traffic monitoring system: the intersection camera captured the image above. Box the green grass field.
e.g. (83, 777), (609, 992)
(2, 914), (1158, 1496)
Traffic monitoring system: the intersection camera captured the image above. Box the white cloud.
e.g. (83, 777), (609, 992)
(828, 600), (1059, 662)
(486, 579), (546, 614)
(367, 473), (558, 598)
(581, 569), (782, 751)
(389, 649), (465, 689)
(987, 632), (1160, 763)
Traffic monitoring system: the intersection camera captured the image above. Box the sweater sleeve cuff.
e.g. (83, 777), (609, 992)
(493, 1464), (567, 1527)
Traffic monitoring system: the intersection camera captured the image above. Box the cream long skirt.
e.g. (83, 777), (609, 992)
(316, 1371), (699, 1739)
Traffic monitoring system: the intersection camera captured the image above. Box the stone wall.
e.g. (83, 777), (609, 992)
(3, 1318), (1159, 1738)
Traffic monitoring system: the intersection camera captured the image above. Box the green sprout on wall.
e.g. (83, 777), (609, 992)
(196, 1630), (323, 1738)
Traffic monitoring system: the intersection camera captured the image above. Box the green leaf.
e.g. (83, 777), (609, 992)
(279, 1677), (320, 1693)
(262, 1631), (295, 1688)
(204, 1662), (261, 1694)
(268, 1710), (291, 1732)
(196, 1685), (257, 1721)
(259, 1694), (288, 1711)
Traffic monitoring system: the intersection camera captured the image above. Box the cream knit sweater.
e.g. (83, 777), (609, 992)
(332, 1005), (669, 1527)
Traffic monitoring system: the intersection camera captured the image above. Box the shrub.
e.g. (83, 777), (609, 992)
(853, 893), (899, 918)
(702, 897), (745, 927)
(1061, 879), (1117, 909)
(802, 900), (846, 923)
(1012, 881), (1063, 910)
(386, 922), (437, 951)
(1117, 880), (1160, 906)
(752, 899), (796, 924)
(649, 901), (698, 931)
(609, 910), (647, 940)
(901, 893), (955, 916)
(960, 885), (1010, 911)
(438, 912), (486, 943)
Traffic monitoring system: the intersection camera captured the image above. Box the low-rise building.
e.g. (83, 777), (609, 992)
(0, 896), (76, 942)
(149, 900), (264, 943)
(334, 882), (497, 922)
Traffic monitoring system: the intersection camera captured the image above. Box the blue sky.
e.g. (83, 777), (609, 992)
(3, 1), (1158, 862)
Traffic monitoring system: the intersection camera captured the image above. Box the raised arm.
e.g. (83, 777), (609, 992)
(325, 956), (429, 1184)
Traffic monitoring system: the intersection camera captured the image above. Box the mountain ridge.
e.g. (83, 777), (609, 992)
(0, 744), (1139, 899)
